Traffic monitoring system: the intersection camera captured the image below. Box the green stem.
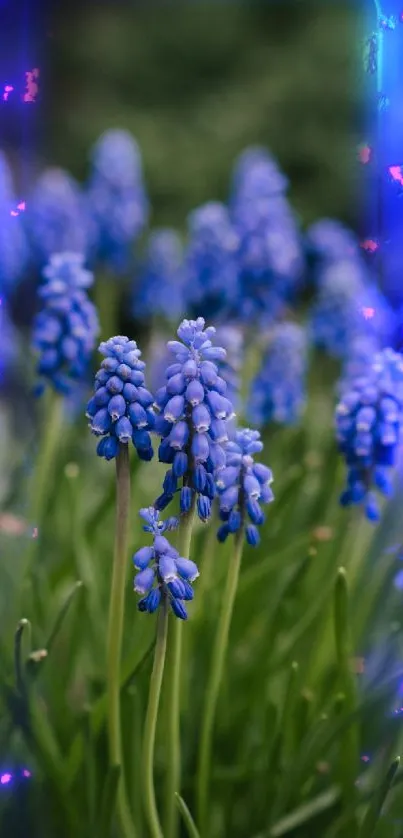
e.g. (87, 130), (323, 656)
(107, 445), (136, 838)
(196, 528), (244, 835)
(193, 509), (218, 618)
(95, 274), (120, 342)
(164, 502), (196, 838)
(143, 599), (169, 838)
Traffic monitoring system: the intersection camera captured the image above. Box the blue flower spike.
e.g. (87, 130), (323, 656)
(335, 348), (403, 522)
(33, 252), (99, 395)
(153, 317), (235, 521)
(216, 428), (274, 546)
(248, 323), (307, 426)
(87, 335), (154, 461)
(87, 129), (149, 272)
(134, 507), (199, 619)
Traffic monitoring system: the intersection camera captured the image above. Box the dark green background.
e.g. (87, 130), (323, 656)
(48, 0), (361, 231)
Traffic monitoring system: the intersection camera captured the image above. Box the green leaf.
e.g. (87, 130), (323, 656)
(268, 786), (341, 837)
(97, 764), (121, 838)
(175, 792), (201, 838)
(358, 756), (400, 838)
(334, 567), (359, 814)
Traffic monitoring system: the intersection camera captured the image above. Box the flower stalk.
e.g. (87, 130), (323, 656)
(107, 444), (136, 838)
(142, 597), (169, 838)
(164, 500), (196, 838)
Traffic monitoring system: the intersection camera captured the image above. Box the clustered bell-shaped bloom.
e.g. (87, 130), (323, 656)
(184, 203), (240, 319)
(335, 348), (403, 521)
(86, 129), (149, 272)
(133, 229), (185, 321)
(309, 260), (394, 359)
(33, 253), (99, 395)
(26, 168), (89, 264)
(230, 148), (304, 324)
(247, 323), (307, 426)
(87, 335), (154, 462)
(216, 428), (274, 546)
(133, 507), (199, 620)
(153, 317), (234, 522)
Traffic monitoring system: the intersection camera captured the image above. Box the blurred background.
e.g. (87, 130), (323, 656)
(2, 0), (361, 230)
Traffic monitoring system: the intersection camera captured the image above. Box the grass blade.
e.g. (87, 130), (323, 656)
(175, 793), (200, 838)
(98, 764), (121, 838)
(268, 786), (340, 837)
(358, 756), (400, 838)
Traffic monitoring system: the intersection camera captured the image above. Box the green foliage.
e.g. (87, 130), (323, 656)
(2, 346), (403, 836)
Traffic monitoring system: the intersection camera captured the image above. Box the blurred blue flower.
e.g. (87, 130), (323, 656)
(132, 229), (185, 320)
(340, 334), (380, 387)
(26, 168), (89, 265)
(229, 146), (288, 204)
(335, 348), (403, 521)
(33, 253), (99, 395)
(216, 428), (274, 546)
(133, 507), (199, 620)
(305, 219), (360, 280)
(214, 324), (244, 409)
(87, 334), (154, 462)
(232, 193), (304, 324)
(184, 202), (240, 318)
(310, 259), (394, 359)
(86, 129), (149, 273)
(153, 317), (234, 521)
(247, 323), (307, 426)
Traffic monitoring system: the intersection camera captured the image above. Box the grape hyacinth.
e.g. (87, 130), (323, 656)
(232, 194), (304, 324)
(33, 253), (99, 395)
(335, 348), (403, 521)
(153, 317), (234, 521)
(184, 203), (240, 319)
(87, 335), (154, 462)
(305, 218), (360, 271)
(133, 228), (185, 321)
(214, 324), (244, 409)
(229, 146), (288, 204)
(216, 428), (274, 546)
(248, 323), (307, 426)
(133, 507), (199, 620)
(26, 168), (89, 264)
(87, 129), (149, 272)
(310, 260), (394, 359)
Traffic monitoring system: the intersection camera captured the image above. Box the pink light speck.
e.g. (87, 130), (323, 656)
(23, 68), (39, 103)
(360, 239), (379, 253)
(0, 773), (12, 785)
(361, 755), (370, 763)
(361, 306), (375, 320)
(3, 85), (14, 102)
(32, 527), (38, 539)
(17, 201), (26, 212)
(388, 165), (403, 186)
(22, 769), (31, 778)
